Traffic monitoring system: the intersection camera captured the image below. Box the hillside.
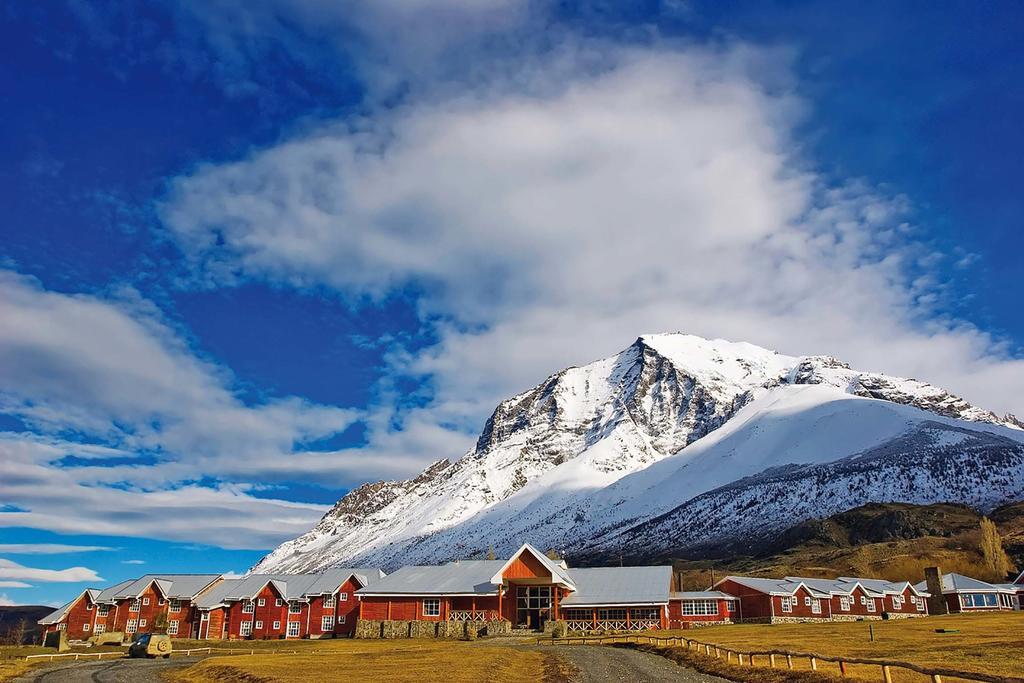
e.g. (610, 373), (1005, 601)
(255, 333), (1024, 573)
(667, 502), (1023, 590)
(0, 605), (52, 645)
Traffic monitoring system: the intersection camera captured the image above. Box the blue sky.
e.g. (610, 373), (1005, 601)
(1, 1), (1022, 607)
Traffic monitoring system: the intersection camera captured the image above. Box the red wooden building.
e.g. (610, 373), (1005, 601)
(355, 544), (673, 633)
(668, 591), (738, 627)
(913, 573), (1019, 613)
(193, 568), (384, 639)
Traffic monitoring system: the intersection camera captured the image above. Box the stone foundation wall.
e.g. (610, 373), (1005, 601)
(830, 615), (882, 622)
(768, 616), (833, 625)
(355, 619), (510, 639)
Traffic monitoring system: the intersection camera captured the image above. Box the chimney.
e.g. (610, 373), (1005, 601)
(924, 566), (947, 615)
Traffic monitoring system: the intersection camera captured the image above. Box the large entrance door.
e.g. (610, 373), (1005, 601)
(516, 586), (552, 630)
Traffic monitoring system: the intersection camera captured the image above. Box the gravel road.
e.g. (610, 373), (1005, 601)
(544, 645), (729, 683)
(12, 656), (203, 683)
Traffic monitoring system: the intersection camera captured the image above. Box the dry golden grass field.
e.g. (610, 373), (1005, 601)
(166, 639), (555, 683)
(662, 612), (1024, 682)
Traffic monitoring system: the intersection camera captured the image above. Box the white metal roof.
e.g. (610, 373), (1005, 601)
(560, 566), (671, 607)
(913, 573), (1015, 594)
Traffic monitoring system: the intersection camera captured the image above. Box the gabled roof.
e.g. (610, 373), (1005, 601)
(109, 574), (222, 601)
(1014, 569), (1024, 585)
(194, 568), (384, 608)
(785, 577), (859, 597)
(912, 573), (1012, 594)
(38, 595), (82, 625)
(357, 561), (505, 596)
(839, 577), (928, 597)
(716, 576), (829, 598)
(489, 543), (576, 590)
(560, 566), (671, 607)
(670, 591), (737, 600)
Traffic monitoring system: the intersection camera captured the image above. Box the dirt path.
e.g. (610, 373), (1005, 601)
(11, 656), (203, 683)
(541, 645), (729, 683)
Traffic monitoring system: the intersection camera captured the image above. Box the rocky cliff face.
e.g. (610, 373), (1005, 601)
(254, 333), (1023, 573)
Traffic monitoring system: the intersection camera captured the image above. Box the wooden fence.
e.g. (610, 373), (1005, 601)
(534, 633), (1024, 683)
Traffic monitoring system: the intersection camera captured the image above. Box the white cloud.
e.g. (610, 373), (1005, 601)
(0, 545), (114, 555)
(0, 594), (14, 606)
(161, 39), (1024, 484)
(121, 560), (146, 565)
(0, 559), (103, 583)
(0, 581), (32, 589)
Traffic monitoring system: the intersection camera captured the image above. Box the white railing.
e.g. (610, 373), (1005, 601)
(448, 610), (498, 622)
(25, 651), (125, 662)
(563, 619), (661, 633)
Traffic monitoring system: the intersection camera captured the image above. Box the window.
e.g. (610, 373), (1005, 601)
(681, 600), (718, 616)
(168, 621), (179, 636)
(860, 595), (867, 605)
(143, 597), (150, 606)
(83, 623), (90, 632)
(239, 621), (253, 637)
(422, 599), (440, 617)
(725, 600), (737, 613)
(98, 605), (110, 616)
(276, 599), (283, 607)
(322, 615), (335, 631)
(891, 595), (903, 609)
(126, 619), (138, 634)
(255, 621), (263, 630)
(169, 599), (182, 612)
(159, 599), (166, 606)
(287, 621), (300, 637)
(289, 601), (302, 614)
(781, 597), (793, 613)
(867, 598), (876, 613)
(916, 597), (924, 611)
(86, 603), (93, 611)
(803, 596), (811, 606)
(597, 608), (627, 621)
(201, 613), (209, 621)
(257, 598), (265, 607)
(338, 592), (348, 602)
(139, 619), (147, 627)
(631, 608), (659, 620)
(322, 595), (336, 609)
(811, 600), (821, 615)
(57, 623), (66, 631)
(242, 600), (255, 614)
(130, 599), (141, 612)
(273, 620), (281, 630)
(94, 624), (106, 635)
(338, 615), (345, 624)
(839, 596), (850, 611)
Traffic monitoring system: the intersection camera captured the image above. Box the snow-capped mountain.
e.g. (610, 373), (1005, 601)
(255, 334), (1024, 572)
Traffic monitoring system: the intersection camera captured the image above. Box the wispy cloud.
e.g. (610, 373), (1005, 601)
(0, 544), (115, 555)
(0, 559), (103, 583)
(121, 560), (145, 565)
(0, 581), (32, 589)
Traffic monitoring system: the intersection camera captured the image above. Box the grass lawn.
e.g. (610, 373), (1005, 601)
(0, 643), (123, 681)
(166, 639), (555, 683)
(662, 613), (1024, 682)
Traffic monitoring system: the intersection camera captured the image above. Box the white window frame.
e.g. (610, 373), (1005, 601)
(892, 595), (903, 609)
(255, 620), (263, 630)
(169, 599), (183, 612)
(681, 599), (718, 616)
(803, 596), (811, 606)
(322, 595), (336, 609)
(338, 615), (345, 624)
(86, 603), (93, 611)
(422, 598), (440, 617)
(242, 600), (255, 614)
(94, 623), (106, 635)
(275, 599), (283, 607)
(287, 621), (301, 637)
(867, 598), (876, 612)
(839, 596), (850, 611)
(338, 592), (348, 602)
(272, 620), (281, 630)
(811, 599), (821, 615)
(167, 621), (179, 636)
(258, 598), (266, 607)
(98, 604), (110, 616)
(130, 599), (141, 612)
(239, 620), (253, 637)
(126, 619), (138, 634)
(781, 597), (793, 613)
(289, 601), (302, 615)
(83, 623), (90, 632)
(139, 618), (147, 627)
(860, 595), (867, 605)
(321, 615), (335, 631)
(143, 597), (150, 606)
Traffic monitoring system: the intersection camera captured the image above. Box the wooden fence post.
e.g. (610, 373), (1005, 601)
(786, 654), (793, 669)
(769, 654), (776, 668)
(810, 657), (817, 671)
(738, 654), (744, 665)
(882, 665), (892, 683)
(839, 660), (847, 677)
(931, 676), (942, 683)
